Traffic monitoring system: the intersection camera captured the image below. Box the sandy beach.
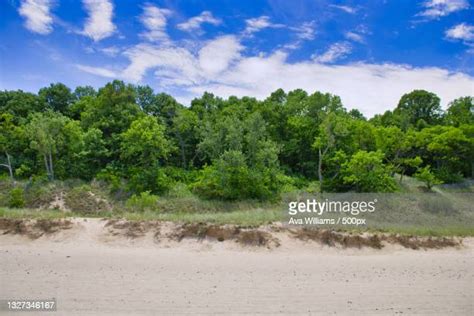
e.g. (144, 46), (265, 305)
(1, 219), (473, 315)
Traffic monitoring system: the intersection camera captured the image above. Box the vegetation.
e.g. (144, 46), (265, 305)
(0, 81), (473, 235)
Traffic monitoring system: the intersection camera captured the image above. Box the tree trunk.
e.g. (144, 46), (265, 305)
(318, 148), (323, 193)
(177, 133), (187, 169)
(44, 154), (51, 179)
(48, 149), (54, 181)
(0, 152), (14, 181)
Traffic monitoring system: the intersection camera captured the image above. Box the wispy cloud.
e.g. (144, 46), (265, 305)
(329, 4), (357, 14)
(139, 4), (172, 43)
(283, 21), (316, 50)
(445, 23), (474, 52)
(345, 25), (370, 44)
(345, 31), (364, 43)
(446, 23), (474, 41)
(243, 16), (284, 35)
(418, 0), (469, 19)
(198, 36), (242, 76)
(312, 42), (352, 63)
(293, 21), (316, 40)
(177, 11), (221, 34)
(76, 64), (118, 78)
(76, 34), (474, 117)
(100, 46), (121, 56)
(81, 0), (115, 41)
(19, 0), (54, 35)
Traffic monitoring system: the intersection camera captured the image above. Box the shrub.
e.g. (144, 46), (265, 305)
(415, 166), (443, 190)
(125, 191), (159, 212)
(167, 182), (193, 198)
(24, 182), (57, 208)
(127, 167), (170, 194)
(96, 166), (123, 193)
(8, 186), (25, 208)
(435, 167), (463, 184)
(193, 150), (282, 200)
(65, 185), (111, 214)
(342, 150), (398, 192)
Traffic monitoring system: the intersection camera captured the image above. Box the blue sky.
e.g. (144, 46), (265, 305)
(0, 0), (473, 115)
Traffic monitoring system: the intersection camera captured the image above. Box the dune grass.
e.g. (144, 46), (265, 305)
(1, 206), (473, 236)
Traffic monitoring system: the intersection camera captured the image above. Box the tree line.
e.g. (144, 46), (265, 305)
(1, 81), (473, 200)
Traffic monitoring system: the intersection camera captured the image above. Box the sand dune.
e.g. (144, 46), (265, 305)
(1, 219), (473, 315)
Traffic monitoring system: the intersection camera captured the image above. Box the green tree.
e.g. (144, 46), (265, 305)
(445, 97), (473, 127)
(120, 116), (172, 167)
(0, 114), (19, 180)
(415, 166), (442, 190)
(313, 113), (350, 192)
(80, 80), (142, 161)
(39, 83), (74, 114)
(26, 111), (69, 180)
(395, 90), (442, 127)
(171, 108), (199, 168)
(342, 151), (397, 192)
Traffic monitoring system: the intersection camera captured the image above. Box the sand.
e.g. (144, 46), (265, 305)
(0, 219), (473, 315)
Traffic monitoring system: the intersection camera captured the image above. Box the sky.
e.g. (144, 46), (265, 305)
(0, 0), (473, 116)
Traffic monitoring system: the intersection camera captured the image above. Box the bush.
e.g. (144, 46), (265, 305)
(167, 182), (193, 198)
(193, 151), (282, 200)
(127, 167), (170, 194)
(342, 151), (398, 192)
(435, 167), (463, 184)
(8, 186), (25, 208)
(65, 185), (111, 214)
(415, 166), (443, 190)
(96, 166), (123, 193)
(24, 182), (57, 208)
(125, 191), (159, 212)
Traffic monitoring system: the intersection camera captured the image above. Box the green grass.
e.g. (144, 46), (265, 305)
(122, 208), (281, 226)
(1, 206), (473, 236)
(1, 176), (473, 236)
(0, 207), (280, 227)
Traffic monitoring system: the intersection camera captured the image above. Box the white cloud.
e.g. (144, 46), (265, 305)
(140, 4), (172, 42)
(445, 23), (474, 41)
(19, 0), (54, 34)
(177, 11), (221, 33)
(76, 64), (118, 78)
(122, 44), (200, 84)
(293, 21), (316, 40)
(329, 4), (357, 14)
(199, 36), (243, 76)
(345, 31), (364, 43)
(77, 36), (474, 117)
(81, 0), (115, 41)
(244, 16), (284, 35)
(312, 42), (352, 63)
(184, 59), (474, 117)
(119, 36), (242, 83)
(418, 0), (469, 19)
(100, 46), (120, 56)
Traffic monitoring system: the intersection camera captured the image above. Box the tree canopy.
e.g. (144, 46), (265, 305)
(0, 81), (472, 199)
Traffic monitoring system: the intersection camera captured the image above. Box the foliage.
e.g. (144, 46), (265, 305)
(120, 116), (172, 166)
(8, 186), (25, 208)
(415, 166), (443, 190)
(65, 185), (110, 214)
(125, 191), (159, 212)
(342, 151), (398, 192)
(0, 81), (472, 200)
